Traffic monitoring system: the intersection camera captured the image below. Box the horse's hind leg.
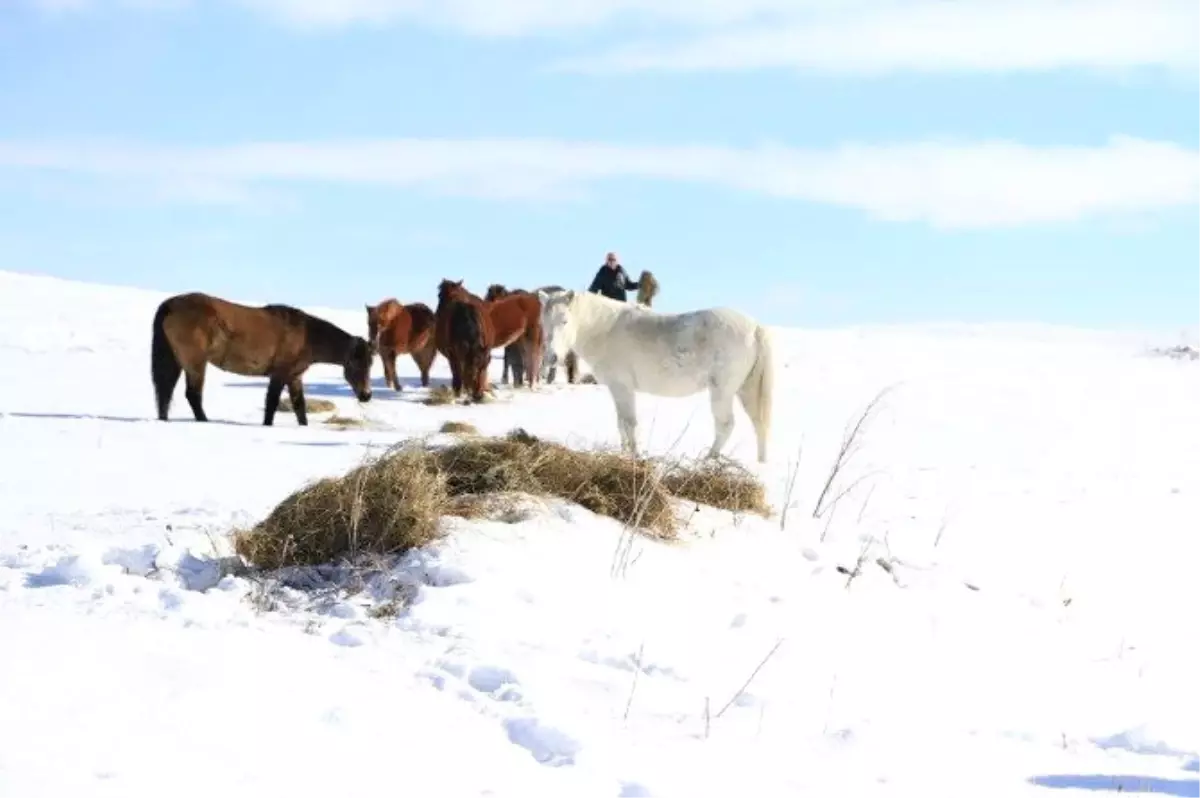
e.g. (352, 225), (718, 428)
(183, 362), (208, 422)
(287, 378), (308, 426)
(262, 377), (286, 426)
(707, 384), (737, 459)
(447, 354), (463, 397)
(412, 343), (436, 388)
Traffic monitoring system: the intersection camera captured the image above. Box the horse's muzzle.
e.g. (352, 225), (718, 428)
(357, 390), (373, 403)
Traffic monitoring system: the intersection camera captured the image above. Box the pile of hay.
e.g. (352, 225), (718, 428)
(233, 429), (771, 570)
(278, 396), (337, 414)
(439, 420), (479, 435)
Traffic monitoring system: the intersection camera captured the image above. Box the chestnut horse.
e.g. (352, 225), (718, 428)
(483, 284), (545, 388)
(365, 298), (438, 391)
(434, 279), (493, 403)
(151, 292), (374, 426)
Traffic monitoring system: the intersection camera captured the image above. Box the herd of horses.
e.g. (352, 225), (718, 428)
(149, 267), (775, 463)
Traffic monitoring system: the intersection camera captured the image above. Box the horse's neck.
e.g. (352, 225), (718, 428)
(309, 321), (351, 365)
(571, 295), (625, 351)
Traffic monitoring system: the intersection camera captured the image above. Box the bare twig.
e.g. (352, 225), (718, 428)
(778, 438), (804, 531)
(715, 638), (785, 719)
(812, 385), (897, 519)
(623, 642), (645, 722)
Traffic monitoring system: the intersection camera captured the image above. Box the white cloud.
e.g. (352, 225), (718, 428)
(1, 135), (1195, 228)
(552, 0), (1200, 76)
(22, 0), (1200, 80)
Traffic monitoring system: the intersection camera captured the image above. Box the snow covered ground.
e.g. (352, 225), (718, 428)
(1, 268), (1197, 798)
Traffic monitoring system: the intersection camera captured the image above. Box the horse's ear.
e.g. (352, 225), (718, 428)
(564, 289), (575, 302)
(455, 279), (464, 286)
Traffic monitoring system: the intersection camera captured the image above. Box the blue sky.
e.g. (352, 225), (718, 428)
(0, 0), (1197, 330)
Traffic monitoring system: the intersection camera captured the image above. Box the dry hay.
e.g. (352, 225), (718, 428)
(660, 454), (771, 517)
(579, 374), (598, 385)
(422, 385), (456, 405)
(636, 269), (659, 307)
(278, 396), (337, 414)
(323, 414), (367, 428)
(439, 420), (480, 435)
(233, 428), (769, 571)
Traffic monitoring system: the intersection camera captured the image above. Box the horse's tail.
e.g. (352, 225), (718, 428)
(151, 297), (182, 421)
(739, 323), (775, 463)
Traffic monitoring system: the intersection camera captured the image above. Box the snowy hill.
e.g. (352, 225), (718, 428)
(0, 268), (1196, 798)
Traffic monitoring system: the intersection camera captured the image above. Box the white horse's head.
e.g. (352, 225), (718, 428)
(539, 289), (577, 360)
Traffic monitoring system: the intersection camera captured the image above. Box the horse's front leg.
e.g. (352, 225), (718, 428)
(384, 350), (400, 391)
(263, 377), (286, 426)
(607, 382), (638, 456)
(287, 378), (308, 426)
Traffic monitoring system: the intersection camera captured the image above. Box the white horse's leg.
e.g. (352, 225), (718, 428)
(707, 383), (737, 459)
(607, 382), (638, 456)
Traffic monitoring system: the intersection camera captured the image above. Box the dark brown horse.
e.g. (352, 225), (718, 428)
(483, 284), (544, 388)
(151, 292), (374, 425)
(365, 298), (438, 391)
(529, 285), (578, 385)
(434, 279), (493, 403)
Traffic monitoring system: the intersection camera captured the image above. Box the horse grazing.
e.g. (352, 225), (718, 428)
(529, 285), (578, 385)
(483, 284), (545, 388)
(365, 298), (438, 391)
(434, 279), (493, 403)
(151, 292), (374, 426)
(537, 289), (774, 463)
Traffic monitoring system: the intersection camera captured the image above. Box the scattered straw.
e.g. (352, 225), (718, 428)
(324, 415), (366, 428)
(439, 420), (479, 436)
(278, 396), (337, 414)
(423, 385), (456, 405)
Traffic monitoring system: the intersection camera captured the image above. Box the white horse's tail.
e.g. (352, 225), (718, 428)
(739, 324), (775, 463)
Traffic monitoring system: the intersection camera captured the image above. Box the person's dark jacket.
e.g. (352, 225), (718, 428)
(588, 263), (640, 302)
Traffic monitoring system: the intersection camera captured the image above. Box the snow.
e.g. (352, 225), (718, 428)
(1, 268), (1197, 798)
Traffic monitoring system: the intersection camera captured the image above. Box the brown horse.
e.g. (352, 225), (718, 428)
(151, 292), (374, 426)
(365, 298), (438, 391)
(483, 284), (545, 388)
(529, 285), (578, 385)
(434, 279), (493, 403)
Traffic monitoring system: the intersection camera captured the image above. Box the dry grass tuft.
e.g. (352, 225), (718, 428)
(234, 428), (770, 571)
(233, 442), (448, 570)
(439, 420), (480, 436)
(661, 454), (772, 517)
(580, 373), (598, 385)
(278, 396), (337, 414)
(324, 414), (366, 428)
(422, 385), (456, 405)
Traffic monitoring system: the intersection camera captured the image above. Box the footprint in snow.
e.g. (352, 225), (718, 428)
(467, 664), (524, 703)
(503, 716), (581, 767)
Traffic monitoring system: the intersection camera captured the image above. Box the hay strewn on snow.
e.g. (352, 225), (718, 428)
(277, 396), (337, 414)
(233, 429), (771, 570)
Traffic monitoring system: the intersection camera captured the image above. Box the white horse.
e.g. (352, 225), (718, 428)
(536, 289), (775, 463)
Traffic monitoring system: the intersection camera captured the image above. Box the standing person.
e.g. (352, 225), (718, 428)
(587, 251), (640, 302)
